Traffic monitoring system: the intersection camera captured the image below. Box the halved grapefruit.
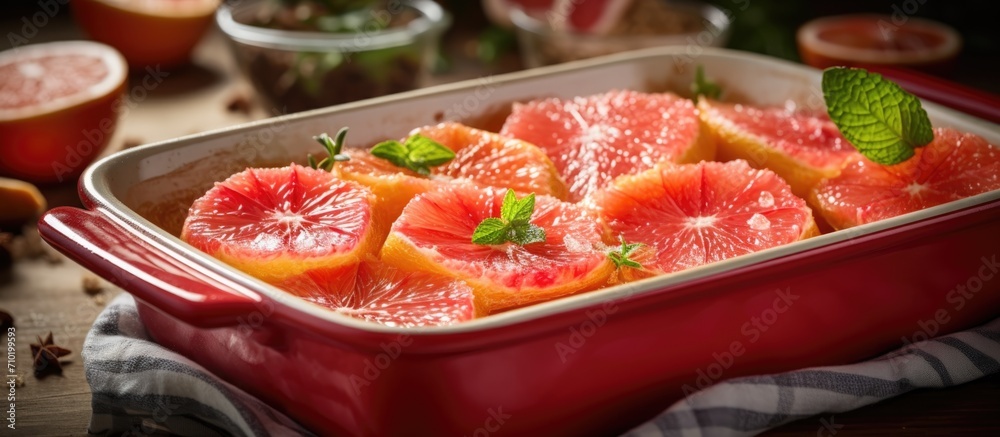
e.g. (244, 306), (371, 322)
(181, 164), (375, 284)
(278, 259), (479, 327)
(381, 184), (613, 313)
(500, 89), (711, 202)
(71, 0), (220, 68)
(810, 128), (1000, 230)
(0, 41), (126, 184)
(697, 98), (860, 199)
(592, 160), (819, 274)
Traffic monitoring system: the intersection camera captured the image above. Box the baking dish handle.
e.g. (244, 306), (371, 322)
(39, 207), (264, 328)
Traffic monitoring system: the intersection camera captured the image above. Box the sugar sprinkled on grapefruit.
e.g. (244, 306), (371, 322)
(810, 127), (1000, 230)
(335, 122), (568, 246)
(697, 98), (860, 198)
(182, 164), (375, 284)
(278, 259), (478, 327)
(415, 122), (568, 200)
(381, 184), (612, 313)
(501, 89), (711, 202)
(593, 160), (818, 274)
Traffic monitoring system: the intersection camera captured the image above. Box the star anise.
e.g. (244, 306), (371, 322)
(30, 332), (71, 377)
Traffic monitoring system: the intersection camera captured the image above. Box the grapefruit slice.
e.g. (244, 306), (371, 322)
(810, 128), (1000, 230)
(697, 98), (860, 199)
(381, 184), (613, 313)
(500, 89), (711, 202)
(334, 122), (568, 245)
(334, 147), (443, 245)
(593, 160), (819, 274)
(0, 41), (126, 184)
(71, 0), (220, 68)
(278, 259), (478, 327)
(415, 122), (568, 200)
(181, 164), (375, 284)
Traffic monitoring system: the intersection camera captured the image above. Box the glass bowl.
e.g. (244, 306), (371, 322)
(217, 0), (450, 114)
(509, 0), (731, 68)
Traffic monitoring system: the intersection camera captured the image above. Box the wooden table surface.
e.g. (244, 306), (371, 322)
(1, 14), (998, 437)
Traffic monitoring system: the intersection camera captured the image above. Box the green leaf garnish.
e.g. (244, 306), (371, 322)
(691, 65), (722, 101)
(370, 133), (456, 176)
(310, 127), (351, 171)
(608, 235), (644, 269)
(471, 218), (509, 245)
(822, 67), (934, 165)
(472, 190), (547, 246)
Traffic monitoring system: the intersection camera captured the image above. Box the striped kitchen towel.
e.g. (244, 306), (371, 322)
(84, 294), (313, 437)
(84, 293), (1000, 436)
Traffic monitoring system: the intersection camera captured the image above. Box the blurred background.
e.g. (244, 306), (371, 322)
(3, 0), (998, 89)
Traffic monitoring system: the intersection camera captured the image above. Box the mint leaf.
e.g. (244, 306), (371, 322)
(608, 236), (644, 269)
(407, 134), (456, 167)
(310, 127), (351, 171)
(691, 65), (721, 101)
(472, 189), (547, 246)
(370, 134), (455, 176)
(499, 189), (518, 223)
(510, 223), (546, 246)
(370, 140), (409, 168)
(472, 218), (509, 245)
(505, 192), (535, 225)
(822, 67), (934, 165)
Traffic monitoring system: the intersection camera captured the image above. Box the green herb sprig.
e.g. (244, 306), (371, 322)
(472, 190), (546, 246)
(608, 236), (644, 269)
(309, 127), (351, 171)
(692, 65), (722, 101)
(822, 67), (934, 165)
(370, 134), (455, 176)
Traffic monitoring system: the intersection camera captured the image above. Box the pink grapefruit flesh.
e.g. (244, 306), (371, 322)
(381, 184), (613, 313)
(414, 122), (568, 200)
(593, 160), (819, 274)
(182, 164), (375, 284)
(0, 41), (126, 183)
(698, 98), (860, 198)
(278, 260), (478, 327)
(501, 89), (711, 202)
(810, 127), (1000, 230)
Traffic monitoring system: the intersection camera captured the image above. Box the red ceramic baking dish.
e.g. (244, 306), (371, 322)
(38, 48), (1000, 436)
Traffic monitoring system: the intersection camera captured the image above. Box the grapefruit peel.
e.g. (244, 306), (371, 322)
(822, 67), (933, 165)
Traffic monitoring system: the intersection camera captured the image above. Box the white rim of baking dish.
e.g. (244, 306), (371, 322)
(79, 47), (1000, 336)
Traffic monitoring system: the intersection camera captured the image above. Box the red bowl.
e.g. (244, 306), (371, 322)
(38, 48), (1000, 435)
